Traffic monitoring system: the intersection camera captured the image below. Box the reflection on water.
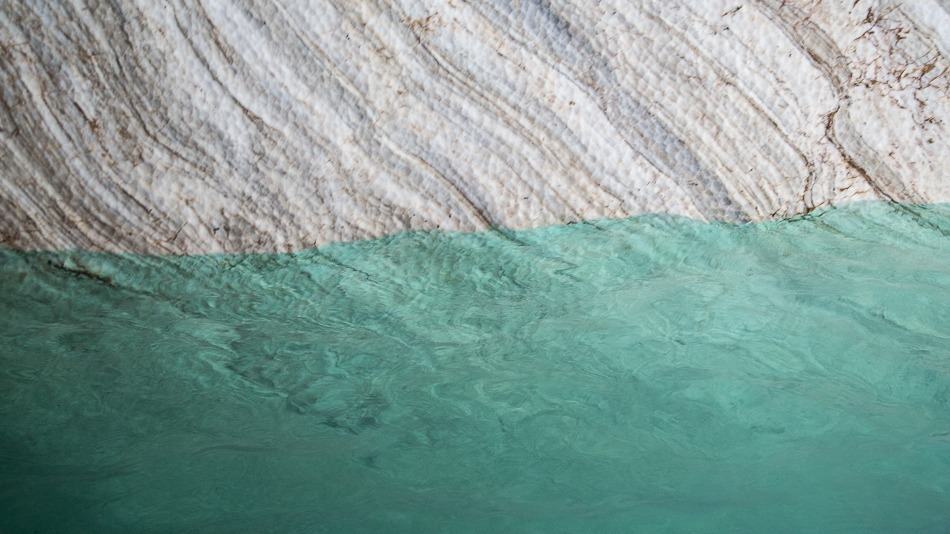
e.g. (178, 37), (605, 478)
(2, 203), (949, 532)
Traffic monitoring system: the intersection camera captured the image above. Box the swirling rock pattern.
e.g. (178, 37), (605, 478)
(1, 0), (948, 253)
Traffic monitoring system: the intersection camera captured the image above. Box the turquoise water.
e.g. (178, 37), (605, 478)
(2, 202), (950, 532)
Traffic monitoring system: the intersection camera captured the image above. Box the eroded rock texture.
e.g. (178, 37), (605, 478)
(1, 0), (948, 253)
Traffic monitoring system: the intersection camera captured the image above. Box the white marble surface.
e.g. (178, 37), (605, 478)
(1, 0), (948, 253)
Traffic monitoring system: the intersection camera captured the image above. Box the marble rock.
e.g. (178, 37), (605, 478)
(1, 0), (948, 254)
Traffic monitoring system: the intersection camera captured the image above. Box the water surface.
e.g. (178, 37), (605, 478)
(2, 203), (949, 532)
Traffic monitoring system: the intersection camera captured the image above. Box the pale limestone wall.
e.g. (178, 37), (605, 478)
(1, 0), (948, 254)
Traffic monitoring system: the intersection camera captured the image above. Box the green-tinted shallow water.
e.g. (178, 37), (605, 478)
(2, 202), (950, 533)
